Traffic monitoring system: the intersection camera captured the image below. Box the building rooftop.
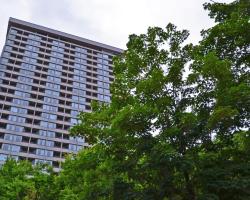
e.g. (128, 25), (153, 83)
(7, 17), (123, 54)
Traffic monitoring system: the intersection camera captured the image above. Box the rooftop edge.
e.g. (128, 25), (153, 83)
(7, 17), (124, 54)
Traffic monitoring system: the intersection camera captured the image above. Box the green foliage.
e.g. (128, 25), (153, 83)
(68, 0), (250, 199)
(0, 159), (56, 200)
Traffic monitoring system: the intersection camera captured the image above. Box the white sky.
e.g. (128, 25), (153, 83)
(0, 0), (233, 51)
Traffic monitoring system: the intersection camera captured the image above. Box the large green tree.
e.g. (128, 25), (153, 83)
(66, 0), (250, 199)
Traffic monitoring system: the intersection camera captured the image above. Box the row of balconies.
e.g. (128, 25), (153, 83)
(9, 29), (116, 59)
(6, 38), (114, 70)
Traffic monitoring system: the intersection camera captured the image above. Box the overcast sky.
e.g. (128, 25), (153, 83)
(0, 0), (233, 51)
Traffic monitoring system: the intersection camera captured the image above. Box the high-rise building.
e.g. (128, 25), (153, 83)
(0, 18), (122, 170)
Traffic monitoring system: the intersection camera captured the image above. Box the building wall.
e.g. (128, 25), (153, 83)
(0, 18), (121, 170)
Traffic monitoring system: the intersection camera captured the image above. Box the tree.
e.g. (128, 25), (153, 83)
(68, 0), (250, 199)
(0, 159), (56, 200)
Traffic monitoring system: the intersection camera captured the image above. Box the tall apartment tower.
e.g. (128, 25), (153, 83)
(0, 18), (122, 170)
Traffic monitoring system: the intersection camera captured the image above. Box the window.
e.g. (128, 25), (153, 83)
(74, 69), (85, 76)
(74, 63), (80, 68)
(71, 110), (78, 117)
(75, 52), (81, 57)
(75, 58), (81, 62)
(69, 144), (77, 151)
(8, 35), (15, 40)
(26, 45), (39, 52)
(103, 65), (109, 70)
(1, 58), (8, 64)
(97, 69), (103, 75)
(103, 54), (109, 59)
(103, 71), (109, 76)
(20, 69), (34, 76)
(73, 75), (85, 82)
(28, 34), (41, 40)
(73, 88), (85, 96)
(78, 90), (85, 96)
(23, 57), (36, 63)
(103, 60), (109, 65)
(72, 103), (79, 109)
(98, 81), (103, 87)
(10, 107), (27, 114)
(44, 97), (58, 104)
(27, 39), (40, 46)
(18, 76), (33, 83)
(45, 90), (59, 96)
(72, 95), (78, 101)
(48, 69), (61, 76)
(36, 149), (53, 157)
(34, 159), (52, 165)
(37, 139), (54, 147)
(52, 46), (64, 53)
(98, 88), (104, 93)
(47, 131), (55, 138)
(70, 136), (84, 143)
(79, 83), (85, 88)
(12, 99), (29, 106)
(103, 83), (110, 89)
(71, 118), (77, 124)
(4, 134), (22, 142)
(77, 146), (83, 151)
(46, 140), (54, 147)
(0, 71), (5, 77)
(41, 113), (57, 120)
(72, 96), (85, 103)
(10, 29), (17, 34)
(79, 97), (85, 102)
(40, 121), (56, 129)
(104, 96), (110, 102)
(49, 63), (62, 70)
(24, 51), (38, 58)
(3, 52), (10, 57)
(21, 63), (36, 70)
(16, 83), (32, 90)
(6, 124), (24, 132)
(98, 94), (104, 100)
(58, 47), (64, 52)
(79, 104), (85, 110)
(39, 130), (55, 138)
(50, 57), (63, 64)
(58, 42), (65, 47)
(6, 40), (14, 45)
(104, 89), (110, 94)
(42, 105), (57, 112)
(73, 82), (85, 88)
(8, 115), (25, 123)
(14, 90), (30, 98)
(75, 47), (87, 53)
(47, 76), (61, 83)
(52, 41), (59, 46)
(0, 154), (8, 162)
(2, 144), (20, 152)
(103, 77), (109, 82)
(73, 81), (80, 87)
(55, 65), (62, 70)
(46, 83), (60, 90)
(51, 51), (63, 58)
(77, 136), (85, 143)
